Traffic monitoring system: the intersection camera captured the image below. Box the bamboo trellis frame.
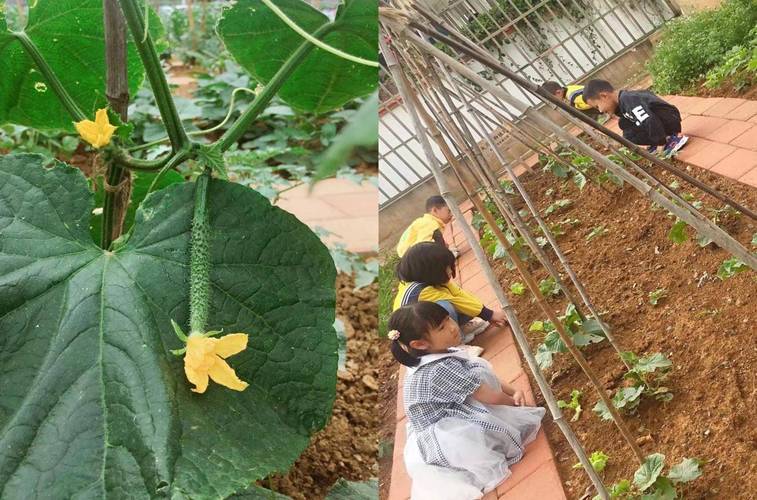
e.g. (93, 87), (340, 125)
(380, 34), (612, 500)
(381, 2), (756, 498)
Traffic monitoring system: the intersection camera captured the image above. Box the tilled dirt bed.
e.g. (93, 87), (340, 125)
(484, 152), (756, 499)
(266, 274), (379, 499)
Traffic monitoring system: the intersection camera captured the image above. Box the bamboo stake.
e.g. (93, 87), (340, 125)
(102, 0), (132, 248)
(381, 34), (611, 500)
(402, 31), (757, 271)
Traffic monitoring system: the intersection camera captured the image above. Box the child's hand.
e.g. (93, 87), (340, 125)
(512, 390), (526, 406)
(490, 309), (507, 326)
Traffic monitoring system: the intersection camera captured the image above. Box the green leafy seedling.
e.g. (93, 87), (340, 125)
(717, 257), (747, 280)
(648, 288), (667, 306)
(538, 276), (561, 297)
(544, 198), (572, 215)
(586, 225), (609, 241)
(575, 450), (609, 473)
(510, 282), (526, 295)
(668, 219), (688, 244)
(558, 389), (583, 422)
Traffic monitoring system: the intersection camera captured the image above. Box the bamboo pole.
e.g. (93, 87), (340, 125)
(402, 31), (757, 271)
(102, 0), (132, 248)
(381, 34), (611, 499)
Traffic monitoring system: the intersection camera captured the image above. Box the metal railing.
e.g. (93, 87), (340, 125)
(379, 0), (678, 207)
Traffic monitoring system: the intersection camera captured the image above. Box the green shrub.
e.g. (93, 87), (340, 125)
(648, 0), (757, 94)
(704, 25), (757, 90)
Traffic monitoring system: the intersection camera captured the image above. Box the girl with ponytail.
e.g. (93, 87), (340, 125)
(389, 302), (545, 499)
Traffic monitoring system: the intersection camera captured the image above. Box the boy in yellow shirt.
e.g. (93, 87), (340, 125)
(539, 81), (600, 119)
(396, 195), (457, 258)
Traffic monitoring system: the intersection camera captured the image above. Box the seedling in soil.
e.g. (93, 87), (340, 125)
(560, 217), (581, 226)
(593, 352), (673, 420)
(558, 389), (583, 422)
(752, 233), (757, 246)
(535, 304), (607, 369)
(500, 179), (515, 194)
(595, 454), (703, 500)
(538, 276), (561, 297)
(544, 198), (572, 215)
(717, 257), (747, 280)
(668, 219), (689, 244)
(541, 154), (569, 178)
(586, 225), (609, 241)
(574, 450), (609, 473)
(510, 282), (526, 295)
(648, 288), (667, 306)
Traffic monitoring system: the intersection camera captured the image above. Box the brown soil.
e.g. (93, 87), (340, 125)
(264, 274), (380, 499)
(682, 80), (756, 100)
(482, 146), (756, 498)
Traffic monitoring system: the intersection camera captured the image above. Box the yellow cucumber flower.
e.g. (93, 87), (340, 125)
(184, 333), (249, 393)
(74, 108), (117, 148)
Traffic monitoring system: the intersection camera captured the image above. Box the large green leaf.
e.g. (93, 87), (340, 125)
(0, 154), (337, 498)
(634, 453), (666, 492)
(0, 0), (160, 131)
(218, 0), (377, 114)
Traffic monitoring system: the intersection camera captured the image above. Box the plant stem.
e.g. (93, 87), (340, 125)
(189, 169), (211, 334)
(113, 150), (171, 171)
(260, 0), (378, 67)
(12, 32), (86, 122)
(213, 23), (334, 152)
(117, 0), (190, 151)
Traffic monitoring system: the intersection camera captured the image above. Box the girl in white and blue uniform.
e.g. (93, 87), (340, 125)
(389, 301), (545, 500)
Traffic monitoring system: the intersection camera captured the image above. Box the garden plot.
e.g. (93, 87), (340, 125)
(475, 147), (755, 499)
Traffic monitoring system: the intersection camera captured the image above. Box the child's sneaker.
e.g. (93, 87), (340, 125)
(449, 246), (460, 259)
(663, 135), (688, 158)
(646, 145), (658, 154)
(461, 317), (490, 343)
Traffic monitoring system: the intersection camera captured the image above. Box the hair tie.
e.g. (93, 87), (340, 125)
(387, 329), (400, 341)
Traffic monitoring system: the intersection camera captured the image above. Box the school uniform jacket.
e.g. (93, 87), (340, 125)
(393, 280), (494, 321)
(396, 213), (447, 257)
(616, 90), (680, 146)
(565, 84), (591, 111)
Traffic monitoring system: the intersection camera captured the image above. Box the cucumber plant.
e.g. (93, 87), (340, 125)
(594, 454), (703, 500)
(557, 388), (583, 422)
(593, 352), (673, 420)
(0, 0), (377, 497)
(533, 304), (607, 369)
(648, 288), (667, 306)
(574, 450), (609, 473)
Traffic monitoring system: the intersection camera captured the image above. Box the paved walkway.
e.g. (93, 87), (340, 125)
(275, 178), (378, 254)
(388, 204), (566, 500)
(387, 94), (756, 500)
